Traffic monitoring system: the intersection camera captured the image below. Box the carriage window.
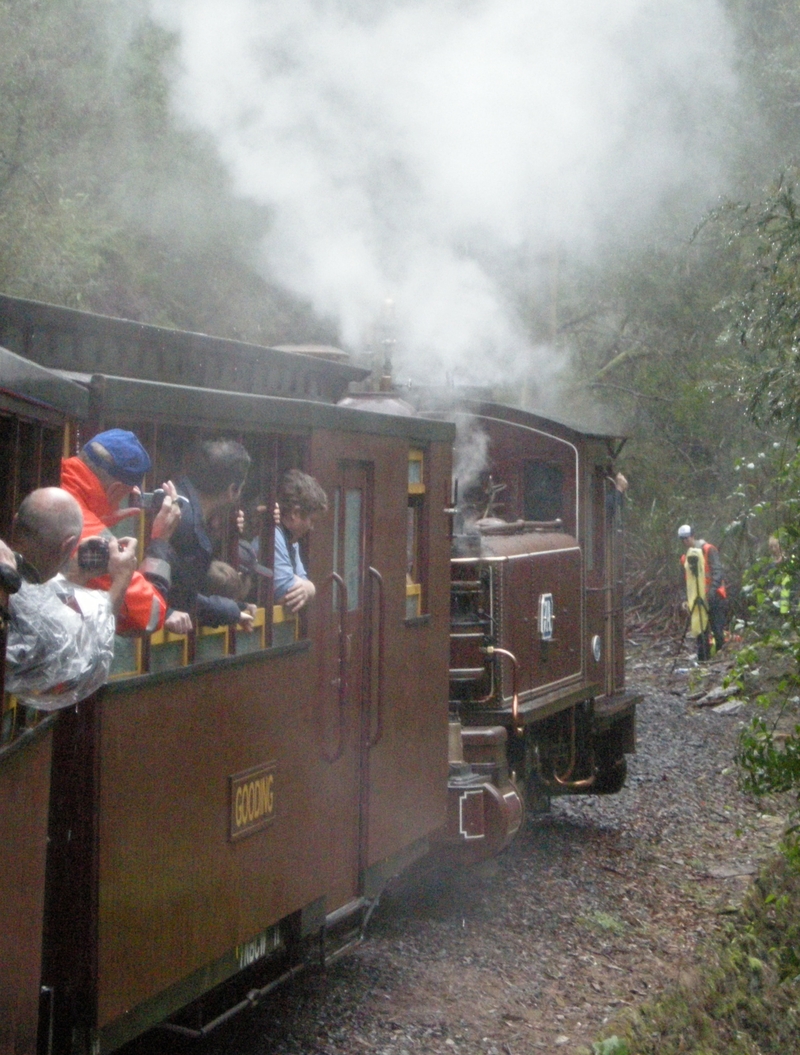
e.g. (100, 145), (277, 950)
(408, 450), (424, 490)
(523, 461), (563, 522)
(0, 415), (64, 539)
(407, 501), (421, 616)
(332, 485), (363, 613)
(103, 429), (314, 677)
(344, 488), (362, 612)
(406, 449), (426, 619)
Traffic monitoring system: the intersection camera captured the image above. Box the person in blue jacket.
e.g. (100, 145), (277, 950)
(156, 438), (255, 630)
(274, 470), (328, 613)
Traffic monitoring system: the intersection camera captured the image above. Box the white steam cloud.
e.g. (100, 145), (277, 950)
(454, 416), (490, 502)
(150, 0), (737, 386)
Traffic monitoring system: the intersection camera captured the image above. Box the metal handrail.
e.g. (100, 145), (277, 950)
(481, 645), (522, 734)
(367, 567), (385, 748)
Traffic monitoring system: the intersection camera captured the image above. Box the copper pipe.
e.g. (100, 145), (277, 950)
(481, 645), (522, 734)
(550, 705), (596, 790)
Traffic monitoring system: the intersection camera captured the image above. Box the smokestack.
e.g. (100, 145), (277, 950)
(379, 296), (396, 392)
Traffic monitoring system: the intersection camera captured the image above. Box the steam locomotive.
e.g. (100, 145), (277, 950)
(0, 294), (637, 1055)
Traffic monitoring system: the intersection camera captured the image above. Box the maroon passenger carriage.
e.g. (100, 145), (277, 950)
(0, 294), (637, 1055)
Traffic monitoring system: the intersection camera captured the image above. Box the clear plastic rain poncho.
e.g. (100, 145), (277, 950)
(5, 574), (115, 710)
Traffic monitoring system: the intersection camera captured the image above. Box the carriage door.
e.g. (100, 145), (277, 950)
(331, 462), (374, 896)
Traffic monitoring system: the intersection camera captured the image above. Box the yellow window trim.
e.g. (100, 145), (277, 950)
(406, 581), (422, 618)
(108, 636), (143, 680)
(408, 449), (425, 493)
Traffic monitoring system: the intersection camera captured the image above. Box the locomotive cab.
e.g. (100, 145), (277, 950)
(447, 404), (638, 810)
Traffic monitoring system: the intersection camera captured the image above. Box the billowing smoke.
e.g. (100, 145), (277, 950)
(453, 416), (490, 522)
(149, 0), (738, 386)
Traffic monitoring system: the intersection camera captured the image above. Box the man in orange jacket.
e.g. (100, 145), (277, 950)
(61, 430), (190, 635)
(678, 524), (727, 660)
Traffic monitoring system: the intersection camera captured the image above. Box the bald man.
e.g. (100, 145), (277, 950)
(61, 429), (190, 635)
(1, 487), (136, 709)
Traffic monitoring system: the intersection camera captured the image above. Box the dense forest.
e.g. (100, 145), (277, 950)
(4, 0), (800, 605)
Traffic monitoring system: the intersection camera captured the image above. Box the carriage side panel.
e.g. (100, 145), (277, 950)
(95, 644), (330, 1029)
(0, 725), (56, 1055)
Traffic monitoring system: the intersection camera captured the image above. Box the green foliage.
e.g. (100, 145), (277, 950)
(592, 1038), (629, 1055)
(594, 855), (800, 1054)
(713, 179), (800, 830)
(738, 712), (800, 797)
(716, 178), (800, 434)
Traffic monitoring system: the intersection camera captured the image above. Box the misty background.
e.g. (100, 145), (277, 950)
(150, 0), (742, 390)
(4, 0), (800, 598)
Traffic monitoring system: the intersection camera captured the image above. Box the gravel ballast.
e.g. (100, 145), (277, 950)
(139, 638), (786, 1055)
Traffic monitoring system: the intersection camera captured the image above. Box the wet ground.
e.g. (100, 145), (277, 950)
(133, 637), (785, 1055)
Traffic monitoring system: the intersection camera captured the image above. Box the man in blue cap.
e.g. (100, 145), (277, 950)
(61, 429), (191, 635)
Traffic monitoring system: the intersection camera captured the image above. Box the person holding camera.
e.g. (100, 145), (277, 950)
(162, 439), (256, 631)
(1, 488), (137, 709)
(61, 429), (192, 635)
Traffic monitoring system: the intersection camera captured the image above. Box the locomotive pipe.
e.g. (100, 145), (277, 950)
(480, 645), (522, 734)
(550, 705), (596, 790)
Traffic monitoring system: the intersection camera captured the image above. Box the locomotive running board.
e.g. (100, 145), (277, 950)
(463, 681), (601, 726)
(593, 689), (642, 721)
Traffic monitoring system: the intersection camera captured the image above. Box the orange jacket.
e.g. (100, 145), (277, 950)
(681, 542), (727, 601)
(61, 457), (166, 634)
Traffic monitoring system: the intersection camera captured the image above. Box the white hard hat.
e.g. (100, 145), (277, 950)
(677, 524), (692, 539)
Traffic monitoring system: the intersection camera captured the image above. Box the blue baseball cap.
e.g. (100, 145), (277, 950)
(82, 429), (151, 486)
